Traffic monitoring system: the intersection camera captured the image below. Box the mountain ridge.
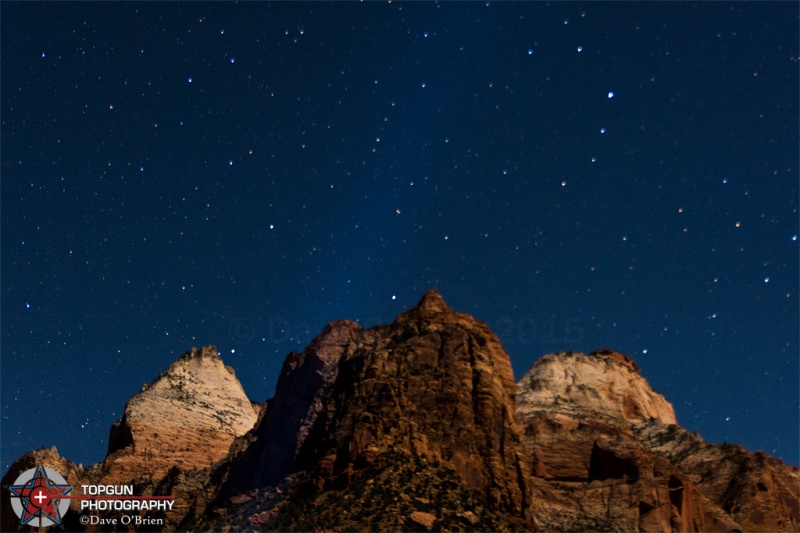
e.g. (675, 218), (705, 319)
(3, 290), (797, 532)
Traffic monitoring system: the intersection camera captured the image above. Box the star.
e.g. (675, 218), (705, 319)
(7, 465), (72, 527)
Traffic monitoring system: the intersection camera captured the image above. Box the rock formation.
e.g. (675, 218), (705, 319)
(2, 345), (258, 532)
(221, 319), (364, 492)
(3, 292), (798, 532)
(635, 421), (800, 532)
(517, 349), (677, 427)
(517, 349), (799, 532)
(212, 289), (532, 529)
(102, 345), (258, 485)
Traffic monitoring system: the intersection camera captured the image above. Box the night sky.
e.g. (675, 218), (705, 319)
(2, 3), (798, 473)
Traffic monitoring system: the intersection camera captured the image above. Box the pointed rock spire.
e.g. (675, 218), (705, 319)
(415, 288), (449, 314)
(103, 346), (258, 484)
(395, 289), (453, 324)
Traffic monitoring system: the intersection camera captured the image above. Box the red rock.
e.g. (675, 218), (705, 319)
(518, 349), (798, 532)
(220, 290), (531, 521)
(636, 422), (800, 532)
(407, 511), (437, 530)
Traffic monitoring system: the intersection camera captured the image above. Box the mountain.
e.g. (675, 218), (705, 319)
(3, 290), (798, 532)
(206, 289), (532, 531)
(515, 350), (792, 531)
(103, 345), (259, 484)
(1, 346), (259, 532)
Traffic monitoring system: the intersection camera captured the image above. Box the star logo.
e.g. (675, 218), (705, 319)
(5, 465), (72, 530)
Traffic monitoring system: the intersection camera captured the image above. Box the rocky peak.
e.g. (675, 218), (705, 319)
(412, 288), (450, 315)
(515, 350), (798, 532)
(218, 290), (531, 522)
(303, 319), (362, 367)
(590, 348), (640, 373)
(180, 344), (221, 361)
(3, 347), (260, 532)
(517, 350), (676, 426)
(394, 288), (454, 325)
(515, 350), (677, 492)
(221, 320), (363, 493)
(103, 346), (258, 484)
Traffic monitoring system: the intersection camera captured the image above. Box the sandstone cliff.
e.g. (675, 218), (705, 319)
(211, 289), (532, 529)
(103, 345), (257, 485)
(635, 421), (800, 532)
(517, 349), (799, 532)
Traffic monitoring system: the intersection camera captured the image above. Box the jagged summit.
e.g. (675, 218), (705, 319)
(590, 348), (640, 374)
(394, 288), (453, 323)
(224, 289), (526, 507)
(392, 289), (500, 343)
(179, 344), (222, 361)
(103, 346), (258, 484)
(144, 345), (227, 391)
(215, 288), (530, 527)
(414, 288), (449, 313)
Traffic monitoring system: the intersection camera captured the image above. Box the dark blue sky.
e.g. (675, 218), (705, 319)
(2, 3), (798, 472)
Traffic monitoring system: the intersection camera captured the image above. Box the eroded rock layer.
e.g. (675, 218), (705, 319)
(517, 349), (799, 532)
(103, 346), (257, 485)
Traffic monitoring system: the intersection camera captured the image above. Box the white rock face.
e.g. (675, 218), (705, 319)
(516, 350), (676, 426)
(129, 345), (257, 433)
(102, 346), (258, 483)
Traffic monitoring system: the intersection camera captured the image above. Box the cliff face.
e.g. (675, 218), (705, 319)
(216, 289), (532, 528)
(516, 350), (677, 484)
(103, 346), (258, 485)
(3, 292), (798, 532)
(221, 319), (363, 491)
(635, 421), (800, 532)
(319, 289), (530, 517)
(516, 349), (799, 532)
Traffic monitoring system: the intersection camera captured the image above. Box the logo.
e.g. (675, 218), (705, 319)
(4, 466), (176, 530)
(5, 465), (72, 530)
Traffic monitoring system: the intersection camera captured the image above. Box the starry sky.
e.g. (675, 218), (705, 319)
(2, 3), (798, 472)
